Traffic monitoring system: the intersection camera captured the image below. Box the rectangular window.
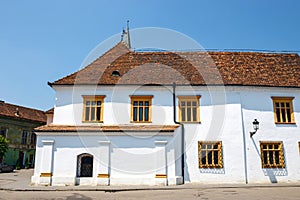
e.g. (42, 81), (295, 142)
(130, 96), (153, 123)
(271, 97), (295, 124)
(30, 131), (36, 145)
(21, 130), (28, 145)
(178, 96), (200, 123)
(82, 95), (105, 122)
(0, 127), (7, 138)
(198, 141), (223, 168)
(260, 141), (285, 168)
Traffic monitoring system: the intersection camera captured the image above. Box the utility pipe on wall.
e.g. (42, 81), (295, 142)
(172, 83), (185, 184)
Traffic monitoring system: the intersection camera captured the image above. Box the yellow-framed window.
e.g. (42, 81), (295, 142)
(260, 141), (285, 168)
(130, 96), (153, 123)
(178, 96), (200, 123)
(271, 97), (295, 124)
(82, 95), (105, 122)
(198, 141), (223, 168)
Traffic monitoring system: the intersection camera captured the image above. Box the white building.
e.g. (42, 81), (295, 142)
(32, 31), (300, 186)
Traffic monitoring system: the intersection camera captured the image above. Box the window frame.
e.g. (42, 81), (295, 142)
(260, 141), (285, 168)
(0, 127), (7, 138)
(82, 95), (105, 123)
(21, 130), (28, 145)
(271, 97), (295, 124)
(178, 95), (201, 123)
(30, 131), (36, 145)
(198, 141), (223, 168)
(77, 153), (93, 177)
(130, 95), (153, 123)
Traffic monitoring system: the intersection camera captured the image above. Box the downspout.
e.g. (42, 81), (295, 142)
(173, 83), (185, 184)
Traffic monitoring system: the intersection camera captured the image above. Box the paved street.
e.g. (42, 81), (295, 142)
(0, 170), (299, 199)
(0, 187), (299, 200)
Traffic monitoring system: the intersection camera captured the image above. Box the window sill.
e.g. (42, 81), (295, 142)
(130, 121), (152, 123)
(179, 122), (201, 124)
(262, 166), (285, 169)
(82, 121), (104, 123)
(275, 122), (296, 125)
(199, 166), (223, 169)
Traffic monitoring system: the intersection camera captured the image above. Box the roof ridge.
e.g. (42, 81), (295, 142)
(2, 101), (45, 113)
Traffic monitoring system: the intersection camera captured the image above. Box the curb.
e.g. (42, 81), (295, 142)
(0, 184), (300, 192)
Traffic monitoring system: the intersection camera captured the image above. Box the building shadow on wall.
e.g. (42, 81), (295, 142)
(262, 168), (288, 183)
(183, 130), (190, 182)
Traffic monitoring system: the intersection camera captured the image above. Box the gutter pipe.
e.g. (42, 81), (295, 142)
(173, 82), (185, 184)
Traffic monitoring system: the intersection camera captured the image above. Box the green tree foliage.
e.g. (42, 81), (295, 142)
(0, 135), (8, 162)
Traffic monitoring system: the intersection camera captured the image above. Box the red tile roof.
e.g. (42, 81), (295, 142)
(0, 101), (46, 123)
(35, 124), (179, 132)
(50, 42), (300, 88)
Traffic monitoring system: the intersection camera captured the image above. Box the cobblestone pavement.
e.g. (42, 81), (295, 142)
(0, 187), (299, 200)
(0, 169), (299, 199)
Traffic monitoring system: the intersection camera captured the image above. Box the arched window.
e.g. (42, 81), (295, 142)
(77, 153), (93, 177)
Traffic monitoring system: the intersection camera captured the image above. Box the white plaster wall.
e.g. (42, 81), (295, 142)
(45, 85), (300, 185)
(240, 88), (300, 183)
(183, 91), (247, 184)
(33, 130), (182, 186)
(53, 85), (176, 125)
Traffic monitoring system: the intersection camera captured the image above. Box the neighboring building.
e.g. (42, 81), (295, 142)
(32, 30), (300, 186)
(45, 108), (54, 125)
(0, 100), (46, 168)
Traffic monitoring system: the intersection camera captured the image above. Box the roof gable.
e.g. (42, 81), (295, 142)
(51, 42), (131, 85)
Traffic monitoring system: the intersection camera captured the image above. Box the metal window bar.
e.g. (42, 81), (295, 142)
(261, 142), (284, 168)
(198, 142), (222, 168)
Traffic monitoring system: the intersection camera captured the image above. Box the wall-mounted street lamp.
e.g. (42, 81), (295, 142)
(250, 119), (259, 137)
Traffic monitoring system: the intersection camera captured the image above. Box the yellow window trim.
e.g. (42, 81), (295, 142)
(97, 173), (110, 178)
(40, 173), (52, 177)
(178, 95), (201, 123)
(271, 96), (295, 124)
(130, 95), (153, 123)
(198, 141), (223, 168)
(129, 95), (153, 98)
(271, 96), (294, 100)
(177, 95), (201, 99)
(155, 174), (167, 178)
(260, 141), (285, 168)
(82, 95), (106, 123)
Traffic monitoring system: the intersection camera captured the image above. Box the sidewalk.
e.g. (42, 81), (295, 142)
(0, 169), (299, 191)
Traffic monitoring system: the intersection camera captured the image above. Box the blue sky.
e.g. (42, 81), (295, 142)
(0, 0), (300, 110)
